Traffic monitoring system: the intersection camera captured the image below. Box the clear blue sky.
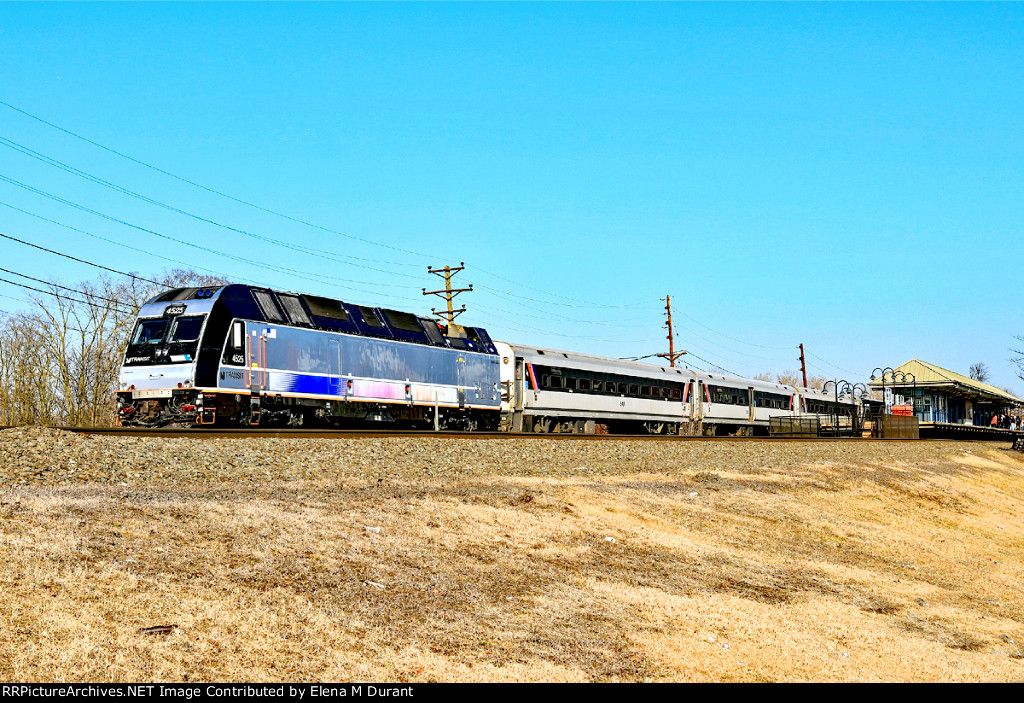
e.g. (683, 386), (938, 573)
(1, 3), (1022, 392)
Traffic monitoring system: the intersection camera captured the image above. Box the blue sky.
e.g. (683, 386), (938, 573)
(1, 3), (1022, 392)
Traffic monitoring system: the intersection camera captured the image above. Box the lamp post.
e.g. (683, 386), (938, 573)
(823, 379), (852, 437)
(891, 370), (908, 408)
(848, 382), (868, 434)
(871, 367), (896, 414)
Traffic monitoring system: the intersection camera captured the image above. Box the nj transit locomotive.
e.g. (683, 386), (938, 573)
(117, 284), (501, 430)
(116, 284), (858, 434)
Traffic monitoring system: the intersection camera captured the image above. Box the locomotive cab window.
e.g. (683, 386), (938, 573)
(168, 316), (205, 343)
(130, 319), (169, 346)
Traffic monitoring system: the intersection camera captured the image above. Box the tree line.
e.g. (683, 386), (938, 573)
(0, 270), (223, 427)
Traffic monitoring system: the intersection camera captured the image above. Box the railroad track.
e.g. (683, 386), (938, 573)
(51, 426), (887, 441)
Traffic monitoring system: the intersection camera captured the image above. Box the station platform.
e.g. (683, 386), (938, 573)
(919, 422), (1023, 442)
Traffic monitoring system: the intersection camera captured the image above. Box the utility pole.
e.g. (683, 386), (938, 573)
(798, 343), (808, 388)
(423, 262), (472, 334)
(656, 295), (687, 367)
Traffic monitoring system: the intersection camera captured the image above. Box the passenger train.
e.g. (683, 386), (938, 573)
(116, 284), (859, 434)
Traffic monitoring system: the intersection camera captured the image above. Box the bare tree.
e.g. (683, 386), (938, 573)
(772, 370), (827, 389)
(969, 362), (990, 383)
(0, 312), (62, 425)
(0, 270), (228, 427)
(1013, 337), (1024, 383)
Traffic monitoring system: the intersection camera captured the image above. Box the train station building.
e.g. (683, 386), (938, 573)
(867, 359), (1023, 429)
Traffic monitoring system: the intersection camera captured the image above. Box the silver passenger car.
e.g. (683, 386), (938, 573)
(495, 342), (858, 435)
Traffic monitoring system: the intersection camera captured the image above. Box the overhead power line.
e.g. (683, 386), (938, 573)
(0, 199), (242, 283)
(0, 99), (660, 313)
(0, 99), (430, 263)
(0, 173), (430, 299)
(0, 136), (426, 284)
(0, 231), (162, 286)
(806, 350), (866, 379)
(0, 200), (434, 313)
(0, 271), (135, 314)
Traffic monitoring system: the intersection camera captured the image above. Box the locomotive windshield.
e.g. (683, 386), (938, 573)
(168, 315), (204, 343)
(124, 314), (207, 366)
(130, 318), (169, 345)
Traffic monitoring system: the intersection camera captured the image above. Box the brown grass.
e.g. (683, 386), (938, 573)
(1, 435), (1023, 681)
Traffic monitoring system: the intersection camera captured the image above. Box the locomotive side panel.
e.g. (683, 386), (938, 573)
(216, 321), (500, 408)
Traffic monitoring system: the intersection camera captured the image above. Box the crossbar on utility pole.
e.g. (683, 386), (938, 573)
(423, 262), (473, 334)
(656, 295), (687, 367)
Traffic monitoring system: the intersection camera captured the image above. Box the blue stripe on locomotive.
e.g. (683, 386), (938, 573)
(216, 322), (499, 406)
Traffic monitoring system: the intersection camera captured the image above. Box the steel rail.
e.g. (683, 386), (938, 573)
(41, 426), (904, 441)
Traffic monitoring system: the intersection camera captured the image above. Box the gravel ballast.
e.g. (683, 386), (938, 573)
(0, 426), (1002, 486)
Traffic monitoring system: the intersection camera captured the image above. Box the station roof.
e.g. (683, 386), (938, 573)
(868, 360), (1022, 405)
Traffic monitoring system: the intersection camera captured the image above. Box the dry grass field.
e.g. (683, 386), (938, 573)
(1, 428), (1023, 682)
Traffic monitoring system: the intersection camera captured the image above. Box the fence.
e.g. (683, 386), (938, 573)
(769, 412), (885, 439)
(879, 414), (920, 439)
(769, 416), (821, 438)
